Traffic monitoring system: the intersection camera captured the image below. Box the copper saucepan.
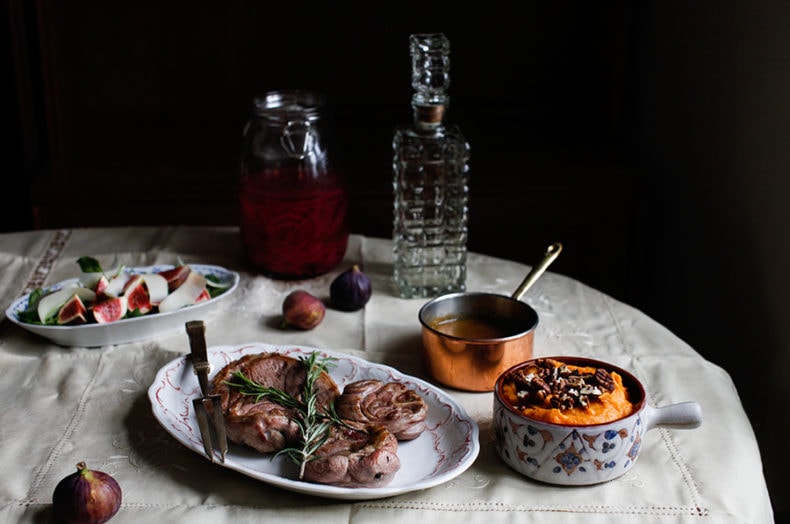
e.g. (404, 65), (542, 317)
(418, 243), (563, 392)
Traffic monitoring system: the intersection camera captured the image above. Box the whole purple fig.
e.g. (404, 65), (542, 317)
(52, 461), (122, 524)
(281, 290), (325, 329)
(330, 264), (372, 312)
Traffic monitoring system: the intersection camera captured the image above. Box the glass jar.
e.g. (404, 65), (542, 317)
(239, 90), (349, 279)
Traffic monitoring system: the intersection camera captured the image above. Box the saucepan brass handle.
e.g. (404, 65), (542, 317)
(511, 242), (563, 301)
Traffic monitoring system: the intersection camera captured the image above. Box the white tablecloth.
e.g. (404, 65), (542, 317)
(0, 227), (774, 523)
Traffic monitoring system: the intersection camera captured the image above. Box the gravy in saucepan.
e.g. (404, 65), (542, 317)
(430, 317), (524, 339)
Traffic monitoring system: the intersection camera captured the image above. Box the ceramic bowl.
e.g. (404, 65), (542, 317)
(493, 356), (702, 485)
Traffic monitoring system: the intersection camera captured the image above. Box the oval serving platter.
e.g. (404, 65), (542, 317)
(5, 264), (239, 347)
(148, 343), (481, 501)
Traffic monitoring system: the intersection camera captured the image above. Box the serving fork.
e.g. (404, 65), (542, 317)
(186, 320), (228, 463)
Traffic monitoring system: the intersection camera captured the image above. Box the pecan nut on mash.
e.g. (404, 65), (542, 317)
(500, 358), (636, 425)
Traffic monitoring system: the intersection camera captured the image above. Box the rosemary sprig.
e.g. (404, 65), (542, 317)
(226, 352), (342, 479)
(228, 371), (302, 409)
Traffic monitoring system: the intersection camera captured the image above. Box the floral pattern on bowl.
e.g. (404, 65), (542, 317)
(495, 399), (645, 484)
(493, 356), (702, 486)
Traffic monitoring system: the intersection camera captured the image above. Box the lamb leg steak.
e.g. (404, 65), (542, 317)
(210, 352), (340, 453)
(335, 379), (428, 440)
(302, 423), (401, 488)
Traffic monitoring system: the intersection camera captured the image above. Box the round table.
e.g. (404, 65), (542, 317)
(0, 227), (773, 523)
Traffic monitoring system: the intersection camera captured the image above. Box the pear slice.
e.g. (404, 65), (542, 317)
(102, 273), (132, 298)
(78, 255), (123, 288)
(37, 286), (97, 324)
(141, 273), (169, 305)
(158, 271), (207, 313)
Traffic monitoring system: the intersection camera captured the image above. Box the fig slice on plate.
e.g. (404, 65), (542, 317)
(38, 286), (97, 324)
(195, 288), (211, 303)
(123, 276), (152, 315)
(94, 275), (110, 295)
(92, 296), (128, 324)
(158, 265), (191, 292)
(57, 294), (88, 325)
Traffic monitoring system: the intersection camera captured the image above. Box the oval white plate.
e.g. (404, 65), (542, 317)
(148, 343), (481, 500)
(5, 264), (239, 347)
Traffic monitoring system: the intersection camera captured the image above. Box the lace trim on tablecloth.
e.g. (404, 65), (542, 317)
(21, 229), (72, 295)
(0, 229), (71, 342)
(355, 500), (710, 517)
(24, 348), (108, 506)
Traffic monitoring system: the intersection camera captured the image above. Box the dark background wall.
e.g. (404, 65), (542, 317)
(629, 4), (789, 521)
(3, 2), (787, 520)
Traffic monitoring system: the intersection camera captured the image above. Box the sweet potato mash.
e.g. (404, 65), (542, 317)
(500, 358), (636, 425)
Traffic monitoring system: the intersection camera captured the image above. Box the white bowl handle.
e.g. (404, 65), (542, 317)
(643, 401), (703, 432)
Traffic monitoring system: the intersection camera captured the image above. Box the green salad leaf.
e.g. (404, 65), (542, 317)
(76, 256), (103, 273)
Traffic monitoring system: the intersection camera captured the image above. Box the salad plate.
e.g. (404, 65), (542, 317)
(148, 343), (481, 501)
(5, 264), (239, 347)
